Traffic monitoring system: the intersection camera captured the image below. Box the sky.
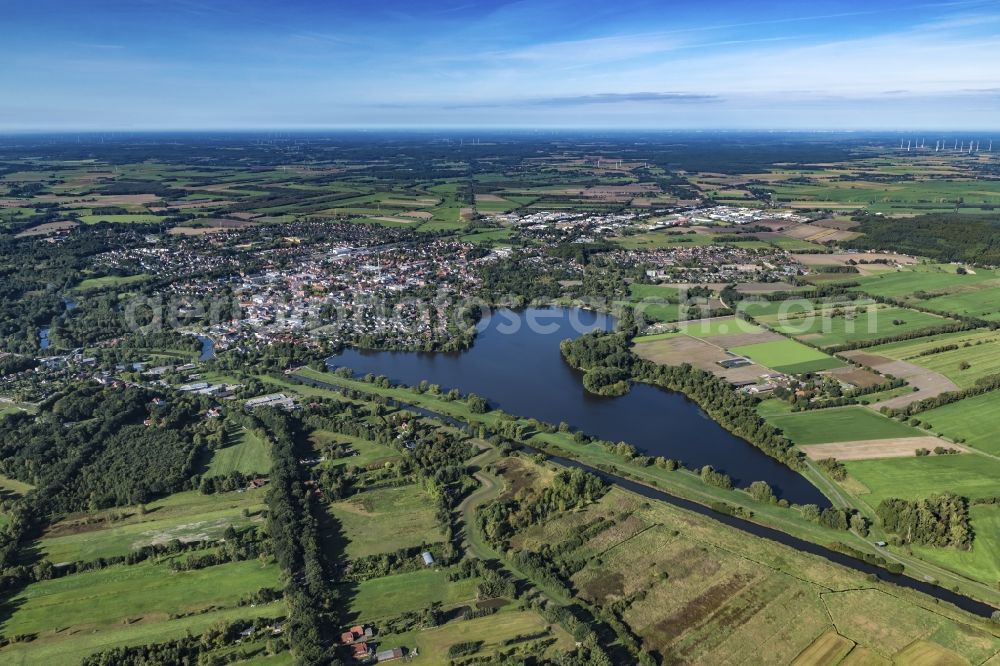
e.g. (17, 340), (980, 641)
(2, 0), (999, 130)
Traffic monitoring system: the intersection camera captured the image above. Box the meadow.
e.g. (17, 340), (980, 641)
(339, 568), (478, 623)
(844, 454), (1000, 504)
(509, 479), (1000, 665)
(851, 265), (1000, 321)
(0, 559), (281, 643)
(309, 429), (399, 468)
(918, 392), (1000, 455)
(326, 484), (444, 559)
(205, 426), (272, 476)
(766, 407), (921, 445)
(39, 488), (267, 563)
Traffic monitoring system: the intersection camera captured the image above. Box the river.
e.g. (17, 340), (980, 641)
(327, 307), (828, 506)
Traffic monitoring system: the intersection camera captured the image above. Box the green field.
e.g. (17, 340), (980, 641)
(852, 265), (1000, 321)
(675, 316), (763, 338)
(310, 429), (399, 468)
(759, 303), (949, 348)
(845, 454), (1000, 503)
(767, 407), (920, 445)
(205, 426), (272, 476)
(728, 338), (845, 374)
(340, 568), (479, 623)
(326, 484), (444, 559)
(918, 392), (1000, 455)
(39, 488), (267, 563)
(911, 505), (1000, 586)
(868, 330), (1000, 388)
(0, 559), (280, 642)
(378, 609), (573, 664)
(79, 214), (165, 224)
(74, 273), (150, 291)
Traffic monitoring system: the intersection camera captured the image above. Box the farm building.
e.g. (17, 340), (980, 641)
(377, 647), (404, 662)
(421, 551), (435, 566)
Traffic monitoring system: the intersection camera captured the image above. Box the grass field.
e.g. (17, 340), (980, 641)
(326, 484), (444, 559)
(508, 480), (1000, 664)
(911, 505), (1000, 587)
(79, 214), (165, 224)
(868, 330), (1000, 388)
(844, 454), (1000, 503)
(756, 303), (949, 348)
(205, 426), (271, 476)
(339, 568), (479, 623)
(0, 603), (284, 666)
(309, 429), (399, 468)
(74, 273), (150, 291)
(767, 407), (921, 445)
(0, 559), (281, 640)
(918, 392), (1000, 455)
(379, 608), (574, 664)
(852, 266), (1000, 321)
(39, 488), (267, 563)
(729, 338), (845, 374)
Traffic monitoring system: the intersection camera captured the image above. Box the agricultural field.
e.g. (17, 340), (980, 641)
(325, 484), (445, 559)
(38, 487), (268, 563)
(729, 338), (846, 374)
(507, 480), (1000, 665)
(766, 407), (922, 445)
(0, 559), (283, 665)
(918, 392), (1000, 455)
(851, 265), (1000, 321)
(745, 299), (952, 348)
(866, 329), (1000, 388)
(844, 454), (1000, 504)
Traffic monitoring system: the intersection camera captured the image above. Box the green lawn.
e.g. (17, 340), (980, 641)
(767, 407), (920, 445)
(844, 455), (1000, 503)
(919, 392), (1000, 455)
(728, 339), (845, 374)
(205, 426), (272, 476)
(340, 568), (479, 622)
(326, 484), (444, 559)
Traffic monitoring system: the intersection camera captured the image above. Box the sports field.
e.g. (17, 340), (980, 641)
(326, 484), (444, 559)
(767, 407), (920, 445)
(728, 339), (845, 374)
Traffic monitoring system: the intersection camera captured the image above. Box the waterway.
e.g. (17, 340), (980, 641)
(327, 307), (828, 506)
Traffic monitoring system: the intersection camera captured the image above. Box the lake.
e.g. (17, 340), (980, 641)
(328, 307), (827, 506)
